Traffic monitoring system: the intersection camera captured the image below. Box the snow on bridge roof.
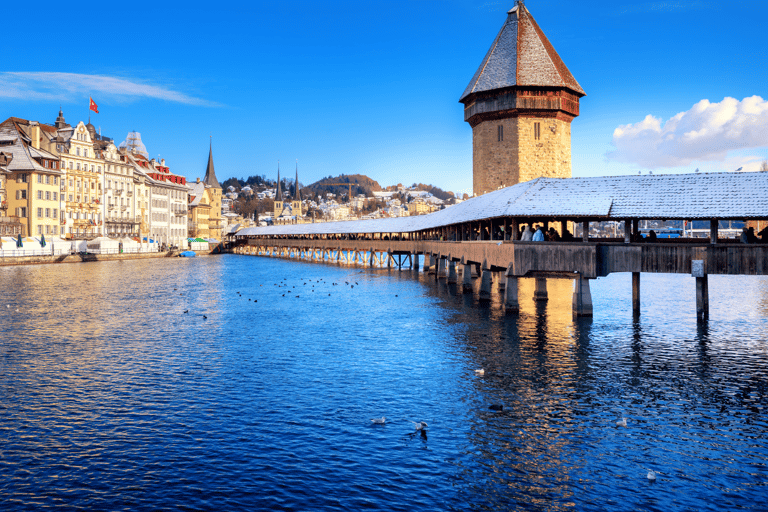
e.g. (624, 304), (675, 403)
(234, 171), (768, 237)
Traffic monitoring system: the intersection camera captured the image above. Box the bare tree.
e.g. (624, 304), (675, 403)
(761, 160), (768, 173)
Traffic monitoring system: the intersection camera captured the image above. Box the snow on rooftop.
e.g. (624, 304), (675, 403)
(234, 172), (768, 237)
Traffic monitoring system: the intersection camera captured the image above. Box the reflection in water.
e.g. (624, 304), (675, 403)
(0, 258), (767, 511)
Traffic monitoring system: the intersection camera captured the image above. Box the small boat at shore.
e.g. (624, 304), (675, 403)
(179, 251), (196, 258)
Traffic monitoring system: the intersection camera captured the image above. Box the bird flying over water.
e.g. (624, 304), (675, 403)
(412, 421), (428, 431)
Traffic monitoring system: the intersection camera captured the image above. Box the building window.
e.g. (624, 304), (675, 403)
(69, 162), (73, 170)
(534, 122), (541, 140)
(38, 190), (43, 200)
(53, 226), (58, 235)
(53, 209), (57, 218)
(45, 191), (51, 200)
(44, 160), (49, 168)
(498, 125), (504, 142)
(84, 149), (88, 157)
(38, 225), (43, 235)
(37, 208), (43, 218)
(17, 190), (27, 200)
(76, 163), (80, 170)
(76, 148), (80, 156)
(37, 174), (43, 183)
(53, 192), (57, 201)
(54, 176), (58, 185)
(69, 194), (73, 202)
(53, 162), (58, 170)
(46, 175), (50, 184)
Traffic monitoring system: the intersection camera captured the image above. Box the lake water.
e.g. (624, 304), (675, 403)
(1, 254), (767, 511)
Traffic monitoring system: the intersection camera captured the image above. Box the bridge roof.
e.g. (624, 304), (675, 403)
(235, 171), (768, 236)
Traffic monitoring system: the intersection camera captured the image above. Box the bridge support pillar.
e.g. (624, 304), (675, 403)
(412, 253), (419, 271)
(534, 278), (548, 301)
(572, 277), (593, 317)
(447, 258), (457, 283)
(479, 261), (492, 301)
(423, 253), (431, 272)
(437, 255), (446, 279)
(696, 275), (709, 321)
(462, 260), (473, 293)
(498, 272), (506, 291)
(504, 264), (519, 313)
(632, 272), (641, 316)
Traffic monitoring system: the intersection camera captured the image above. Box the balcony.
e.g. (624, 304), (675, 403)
(121, 206), (127, 211)
(126, 190), (133, 197)
(114, 189), (123, 196)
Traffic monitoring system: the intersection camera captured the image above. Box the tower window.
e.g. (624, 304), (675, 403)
(534, 122), (541, 140)
(497, 125), (504, 142)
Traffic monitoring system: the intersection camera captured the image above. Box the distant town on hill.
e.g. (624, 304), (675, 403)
(219, 173), (468, 225)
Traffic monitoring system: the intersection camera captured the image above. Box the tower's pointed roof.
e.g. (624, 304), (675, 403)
(276, 163), (283, 201)
(295, 162), (301, 202)
(203, 140), (221, 189)
(460, 2), (585, 102)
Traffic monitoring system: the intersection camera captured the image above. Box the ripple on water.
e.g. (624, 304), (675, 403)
(0, 258), (767, 511)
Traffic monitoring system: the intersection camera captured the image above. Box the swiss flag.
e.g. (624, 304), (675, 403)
(89, 97), (99, 114)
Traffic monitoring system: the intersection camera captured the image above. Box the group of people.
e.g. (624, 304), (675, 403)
(741, 226), (768, 244)
(518, 225), (574, 242)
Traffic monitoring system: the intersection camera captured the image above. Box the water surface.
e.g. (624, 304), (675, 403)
(1, 255), (766, 511)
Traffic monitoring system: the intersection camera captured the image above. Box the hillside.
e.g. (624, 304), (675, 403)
(301, 174), (382, 200)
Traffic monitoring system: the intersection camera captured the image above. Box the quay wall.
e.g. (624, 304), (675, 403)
(0, 251), (182, 267)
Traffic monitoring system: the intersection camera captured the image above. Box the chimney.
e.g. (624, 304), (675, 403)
(30, 123), (40, 150)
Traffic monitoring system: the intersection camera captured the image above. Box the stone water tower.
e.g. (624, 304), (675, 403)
(460, 1), (585, 196)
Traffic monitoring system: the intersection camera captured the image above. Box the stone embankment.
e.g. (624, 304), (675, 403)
(0, 251), (199, 267)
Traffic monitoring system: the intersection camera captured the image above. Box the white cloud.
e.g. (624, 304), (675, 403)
(0, 72), (219, 107)
(607, 96), (768, 168)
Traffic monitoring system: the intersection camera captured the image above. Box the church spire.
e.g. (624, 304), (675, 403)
(203, 138), (221, 189)
(295, 160), (301, 202)
(275, 162), (282, 201)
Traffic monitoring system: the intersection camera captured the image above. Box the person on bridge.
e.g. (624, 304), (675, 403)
(521, 226), (534, 241)
(532, 226), (545, 242)
(547, 227), (561, 241)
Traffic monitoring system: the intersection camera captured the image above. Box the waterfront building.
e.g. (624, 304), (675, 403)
(56, 115), (106, 238)
(460, 1), (585, 196)
(100, 141), (139, 238)
(0, 117), (64, 237)
(187, 143), (222, 240)
(125, 147), (187, 248)
(0, 147), (24, 236)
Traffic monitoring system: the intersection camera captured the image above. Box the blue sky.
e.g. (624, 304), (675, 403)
(2, 0), (767, 195)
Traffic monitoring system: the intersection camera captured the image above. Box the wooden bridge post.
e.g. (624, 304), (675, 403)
(462, 257), (473, 293)
(632, 272), (641, 316)
(582, 221), (590, 242)
(479, 259), (492, 301)
(447, 255), (457, 283)
(710, 219), (719, 245)
(692, 254), (709, 321)
(423, 253), (431, 272)
(504, 263), (519, 313)
(696, 275), (709, 321)
(572, 277), (594, 317)
(498, 272), (506, 291)
(437, 254), (446, 279)
(533, 278), (548, 301)
(412, 253), (419, 271)
(369, 248), (375, 267)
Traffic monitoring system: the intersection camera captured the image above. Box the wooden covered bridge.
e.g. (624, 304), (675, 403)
(231, 171), (768, 321)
